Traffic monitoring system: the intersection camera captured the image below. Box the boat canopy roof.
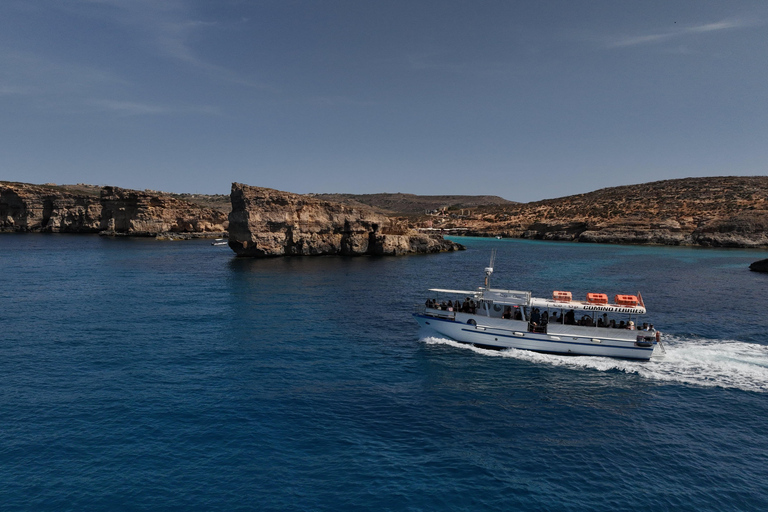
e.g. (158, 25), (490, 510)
(529, 297), (646, 315)
(428, 288), (481, 296)
(427, 288), (646, 314)
(482, 289), (531, 304)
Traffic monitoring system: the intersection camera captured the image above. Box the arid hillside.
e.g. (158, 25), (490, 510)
(424, 176), (768, 247)
(310, 192), (515, 215)
(3, 177), (767, 247)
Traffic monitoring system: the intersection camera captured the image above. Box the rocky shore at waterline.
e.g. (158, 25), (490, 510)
(0, 182), (228, 237)
(421, 177), (768, 249)
(4, 176), (767, 253)
(227, 183), (463, 257)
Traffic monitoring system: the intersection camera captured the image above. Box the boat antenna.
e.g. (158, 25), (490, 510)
(484, 249), (496, 289)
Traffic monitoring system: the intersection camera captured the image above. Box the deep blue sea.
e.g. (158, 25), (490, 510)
(2, 234), (768, 511)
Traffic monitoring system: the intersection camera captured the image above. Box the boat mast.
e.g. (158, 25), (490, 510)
(484, 249), (496, 290)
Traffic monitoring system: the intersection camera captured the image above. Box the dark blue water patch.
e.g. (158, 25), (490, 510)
(1, 234), (767, 511)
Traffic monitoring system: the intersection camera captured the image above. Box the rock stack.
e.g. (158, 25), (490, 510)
(227, 183), (463, 257)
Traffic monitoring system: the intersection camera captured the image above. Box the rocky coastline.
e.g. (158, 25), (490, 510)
(227, 183), (463, 257)
(425, 177), (768, 249)
(3, 176), (767, 253)
(1, 182), (227, 237)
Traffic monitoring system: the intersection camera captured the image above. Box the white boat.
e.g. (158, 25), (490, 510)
(413, 252), (664, 360)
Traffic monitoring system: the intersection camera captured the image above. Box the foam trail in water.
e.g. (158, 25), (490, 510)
(420, 335), (768, 393)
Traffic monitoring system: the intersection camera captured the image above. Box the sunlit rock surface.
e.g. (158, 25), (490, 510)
(228, 183), (463, 257)
(0, 182), (227, 236)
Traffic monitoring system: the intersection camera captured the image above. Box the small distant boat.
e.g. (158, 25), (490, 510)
(495, 236), (502, 239)
(211, 239), (228, 246)
(413, 251), (664, 360)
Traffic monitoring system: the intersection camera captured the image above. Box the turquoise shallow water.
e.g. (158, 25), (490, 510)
(1, 234), (768, 511)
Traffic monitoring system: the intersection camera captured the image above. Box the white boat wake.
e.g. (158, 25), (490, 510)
(421, 334), (768, 393)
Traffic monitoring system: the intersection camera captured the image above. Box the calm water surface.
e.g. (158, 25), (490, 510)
(1, 234), (767, 511)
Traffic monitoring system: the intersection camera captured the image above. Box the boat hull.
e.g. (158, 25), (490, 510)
(414, 313), (657, 360)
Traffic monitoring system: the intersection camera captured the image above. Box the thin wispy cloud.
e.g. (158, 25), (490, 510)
(74, 0), (271, 89)
(304, 95), (378, 107)
(87, 98), (220, 116)
(608, 18), (756, 48)
(0, 84), (35, 96)
(87, 99), (170, 115)
(405, 51), (522, 78)
(0, 48), (127, 95)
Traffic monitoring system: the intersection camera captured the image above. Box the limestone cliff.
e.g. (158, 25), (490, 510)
(100, 186), (228, 236)
(0, 182), (227, 236)
(430, 177), (768, 248)
(0, 182), (102, 233)
(228, 183), (463, 257)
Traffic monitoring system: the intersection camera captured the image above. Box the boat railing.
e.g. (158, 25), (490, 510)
(415, 304), (456, 320)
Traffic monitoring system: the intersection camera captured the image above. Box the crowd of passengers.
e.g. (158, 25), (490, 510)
(426, 299), (655, 331)
(426, 298), (480, 314)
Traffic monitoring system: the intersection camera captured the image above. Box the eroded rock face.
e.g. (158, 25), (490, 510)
(750, 259), (768, 273)
(0, 183), (102, 233)
(456, 177), (768, 248)
(691, 211), (768, 248)
(100, 186), (228, 236)
(0, 182), (228, 235)
(228, 183), (463, 257)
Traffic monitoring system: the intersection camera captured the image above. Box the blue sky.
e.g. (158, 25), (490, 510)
(1, 0), (766, 201)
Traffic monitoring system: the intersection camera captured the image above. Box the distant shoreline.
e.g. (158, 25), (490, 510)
(3, 176), (768, 250)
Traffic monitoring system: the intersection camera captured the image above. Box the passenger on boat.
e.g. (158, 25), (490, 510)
(463, 298), (471, 312)
(530, 308), (541, 325)
(541, 311), (549, 325)
(550, 311), (560, 324)
(627, 321), (635, 330)
(608, 319), (616, 328)
(564, 310), (575, 325)
(618, 321), (626, 329)
(513, 307), (523, 321)
(641, 322), (649, 331)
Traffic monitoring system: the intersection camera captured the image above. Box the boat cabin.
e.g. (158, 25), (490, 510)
(422, 286), (651, 336)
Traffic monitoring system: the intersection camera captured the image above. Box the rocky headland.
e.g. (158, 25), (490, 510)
(750, 259), (768, 273)
(0, 182), (227, 236)
(4, 176), (767, 251)
(227, 183), (463, 257)
(420, 177), (768, 248)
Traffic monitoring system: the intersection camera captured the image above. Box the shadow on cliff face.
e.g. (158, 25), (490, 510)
(226, 182), (463, 258)
(1, 182), (228, 236)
